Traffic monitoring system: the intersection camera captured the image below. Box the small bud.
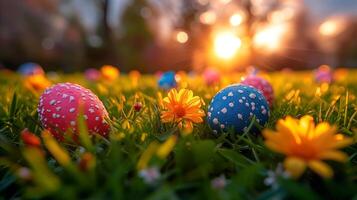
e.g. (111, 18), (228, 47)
(211, 175), (227, 190)
(133, 102), (143, 112)
(21, 129), (41, 147)
(78, 152), (95, 172)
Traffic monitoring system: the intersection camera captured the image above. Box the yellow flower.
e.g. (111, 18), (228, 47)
(24, 74), (51, 93)
(263, 115), (353, 178)
(41, 130), (71, 167)
(156, 135), (177, 159)
(101, 65), (119, 81)
(161, 88), (205, 133)
(137, 142), (159, 170)
(141, 132), (148, 142)
(137, 135), (177, 170)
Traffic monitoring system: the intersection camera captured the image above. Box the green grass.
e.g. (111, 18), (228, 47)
(0, 70), (356, 199)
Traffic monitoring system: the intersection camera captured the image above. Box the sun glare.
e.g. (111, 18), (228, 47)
(214, 32), (242, 59)
(253, 24), (286, 51)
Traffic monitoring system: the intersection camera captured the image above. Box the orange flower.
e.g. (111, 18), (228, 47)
(24, 74), (51, 93)
(161, 88), (205, 134)
(101, 65), (119, 81)
(263, 115), (353, 178)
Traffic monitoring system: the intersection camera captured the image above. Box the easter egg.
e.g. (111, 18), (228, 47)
(18, 62), (44, 76)
(314, 65), (332, 83)
(207, 84), (270, 134)
(158, 71), (177, 90)
(85, 68), (100, 82)
(38, 83), (110, 140)
(241, 75), (274, 106)
(203, 69), (220, 85)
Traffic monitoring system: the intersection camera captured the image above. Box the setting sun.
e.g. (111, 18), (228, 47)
(214, 32), (242, 59)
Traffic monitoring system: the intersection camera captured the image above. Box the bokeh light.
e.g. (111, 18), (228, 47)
(319, 17), (347, 37)
(229, 13), (244, 26)
(253, 24), (287, 52)
(176, 31), (189, 44)
(199, 11), (217, 25)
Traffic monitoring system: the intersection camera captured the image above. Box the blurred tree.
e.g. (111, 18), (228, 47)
(117, 0), (153, 72)
(0, 0), (86, 71)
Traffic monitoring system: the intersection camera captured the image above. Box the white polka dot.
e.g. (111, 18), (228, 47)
(228, 92), (233, 96)
(50, 100), (56, 105)
(237, 114), (243, 120)
(213, 118), (219, 124)
(69, 108), (75, 113)
(221, 108), (227, 113)
(229, 102), (234, 107)
(69, 96), (75, 102)
(249, 93), (256, 99)
(238, 90), (243, 93)
(222, 96), (227, 100)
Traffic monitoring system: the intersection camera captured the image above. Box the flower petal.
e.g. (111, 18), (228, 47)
(308, 160), (333, 178)
(284, 157), (306, 178)
(319, 150), (348, 162)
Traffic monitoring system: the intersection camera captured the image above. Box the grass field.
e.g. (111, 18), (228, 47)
(0, 70), (356, 199)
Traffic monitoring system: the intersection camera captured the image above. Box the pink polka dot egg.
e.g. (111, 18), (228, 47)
(38, 83), (110, 140)
(241, 75), (274, 107)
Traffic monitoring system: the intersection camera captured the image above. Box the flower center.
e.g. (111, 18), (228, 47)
(173, 105), (186, 118)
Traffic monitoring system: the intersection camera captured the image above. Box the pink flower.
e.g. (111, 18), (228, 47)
(211, 174), (227, 190)
(139, 166), (161, 184)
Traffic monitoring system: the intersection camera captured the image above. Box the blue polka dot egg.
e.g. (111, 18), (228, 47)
(158, 71), (177, 90)
(18, 62), (44, 76)
(207, 84), (270, 134)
